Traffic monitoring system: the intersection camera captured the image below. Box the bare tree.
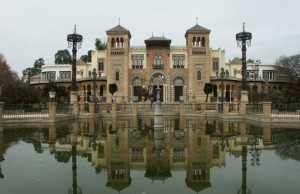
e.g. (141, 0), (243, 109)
(275, 54), (300, 101)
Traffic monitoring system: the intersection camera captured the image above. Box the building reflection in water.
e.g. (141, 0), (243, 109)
(7, 117), (297, 193)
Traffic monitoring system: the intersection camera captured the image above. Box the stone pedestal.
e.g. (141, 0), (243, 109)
(132, 103), (138, 116)
(179, 103), (185, 116)
(262, 102), (272, 120)
(111, 103), (117, 116)
(240, 91), (249, 104)
(72, 103), (79, 118)
(89, 103), (95, 118)
(48, 102), (57, 121)
(201, 103), (206, 115)
(70, 91), (78, 104)
(223, 103), (229, 116)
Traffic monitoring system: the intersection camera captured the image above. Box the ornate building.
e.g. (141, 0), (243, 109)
(92, 22), (221, 103)
(30, 22), (287, 103)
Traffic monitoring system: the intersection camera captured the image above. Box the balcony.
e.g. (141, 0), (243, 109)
(152, 64), (164, 69)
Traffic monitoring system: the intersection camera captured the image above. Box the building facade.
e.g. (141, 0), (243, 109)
(30, 23), (287, 103)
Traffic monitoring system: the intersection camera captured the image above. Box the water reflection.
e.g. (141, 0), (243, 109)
(1, 118), (300, 194)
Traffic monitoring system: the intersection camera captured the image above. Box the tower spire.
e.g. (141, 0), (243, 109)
(196, 17), (198, 25)
(118, 17), (120, 25)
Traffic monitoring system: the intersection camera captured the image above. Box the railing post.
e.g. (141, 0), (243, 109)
(223, 103), (230, 116)
(89, 103), (95, 118)
(239, 103), (246, 116)
(80, 102), (85, 114)
(215, 103), (219, 114)
(179, 102), (185, 117)
(72, 102), (79, 118)
(201, 103), (206, 115)
(48, 102), (57, 121)
(132, 102), (138, 117)
(111, 103), (117, 116)
(262, 102), (272, 120)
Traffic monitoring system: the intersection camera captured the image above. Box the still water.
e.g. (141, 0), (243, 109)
(0, 118), (300, 194)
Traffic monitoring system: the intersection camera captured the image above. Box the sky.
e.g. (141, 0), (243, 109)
(1, 0), (300, 76)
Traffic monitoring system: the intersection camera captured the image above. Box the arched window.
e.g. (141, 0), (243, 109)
(201, 37), (205, 47)
(99, 61), (104, 71)
(111, 38), (115, 48)
(116, 37), (120, 48)
(197, 70), (202, 80)
(115, 71), (120, 81)
(120, 37), (124, 48)
(192, 37), (196, 47)
(197, 37), (201, 47)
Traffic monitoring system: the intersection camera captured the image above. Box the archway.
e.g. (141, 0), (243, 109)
(173, 77), (184, 102)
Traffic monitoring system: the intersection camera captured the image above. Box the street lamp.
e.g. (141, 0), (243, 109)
(236, 23), (252, 91)
(92, 68), (97, 103)
(67, 25), (83, 103)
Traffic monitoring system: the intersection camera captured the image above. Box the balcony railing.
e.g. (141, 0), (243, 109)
(152, 64), (164, 69)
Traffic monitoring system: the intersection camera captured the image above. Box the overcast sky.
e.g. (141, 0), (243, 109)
(1, 0), (300, 76)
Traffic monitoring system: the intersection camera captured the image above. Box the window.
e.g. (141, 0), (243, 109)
(115, 71), (120, 81)
(154, 55), (163, 65)
(131, 55), (144, 69)
(192, 36), (205, 47)
(173, 55), (185, 68)
(111, 37), (124, 48)
(197, 70), (202, 80)
(153, 55), (163, 69)
(212, 58), (219, 71)
(59, 71), (71, 79)
(98, 59), (104, 71)
(263, 70), (276, 80)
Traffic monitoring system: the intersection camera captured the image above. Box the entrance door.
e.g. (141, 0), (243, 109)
(174, 86), (183, 102)
(133, 86), (142, 101)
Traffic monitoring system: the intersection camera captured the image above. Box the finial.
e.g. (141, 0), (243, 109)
(152, 32), (153, 37)
(243, 22), (245, 32)
(196, 17), (198, 25)
(163, 32), (164, 37)
(118, 17), (120, 25)
(74, 25), (77, 33)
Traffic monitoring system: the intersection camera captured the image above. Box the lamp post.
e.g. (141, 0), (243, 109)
(92, 68), (97, 103)
(67, 25), (83, 103)
(236, 23), (252, 91)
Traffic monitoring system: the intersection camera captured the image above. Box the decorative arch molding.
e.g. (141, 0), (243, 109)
(172, 75), (186, 86)
(148, 71), (167, 85)
(130, 75), (145, 86)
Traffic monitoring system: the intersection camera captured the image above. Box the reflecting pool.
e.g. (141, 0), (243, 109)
(0, 118), (300, 194)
